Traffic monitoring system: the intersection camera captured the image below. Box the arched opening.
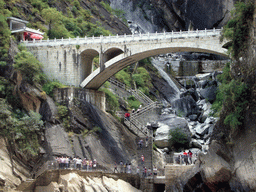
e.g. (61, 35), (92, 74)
(80, 49), (99, 83)
(104, 47), (124, 62)
(81, 46), (228, 89)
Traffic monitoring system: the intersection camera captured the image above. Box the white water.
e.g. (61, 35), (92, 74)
(151, 58), (180, 102)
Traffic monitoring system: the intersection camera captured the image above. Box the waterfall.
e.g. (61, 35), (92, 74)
(152, 58), (180, 101)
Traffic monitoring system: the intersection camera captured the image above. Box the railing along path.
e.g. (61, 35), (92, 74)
(21, 29), (222, 46)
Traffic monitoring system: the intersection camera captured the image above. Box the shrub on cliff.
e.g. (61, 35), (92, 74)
(169, 127), (189, 149)
(0, 98), (43, 157)
(212, 62), (249, 132)
(14, 50), (45, 84)
(222, 1), (254, 60)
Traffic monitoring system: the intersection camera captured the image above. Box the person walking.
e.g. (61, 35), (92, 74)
(120, 161), (124, 173)
(114, 162), (118, 173)
(141, 155), (145, 165)
(188, 150), (193, 164)
(145, 136), (149, 148)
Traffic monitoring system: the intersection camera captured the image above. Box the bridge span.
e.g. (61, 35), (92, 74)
(23, 29), (227, 89)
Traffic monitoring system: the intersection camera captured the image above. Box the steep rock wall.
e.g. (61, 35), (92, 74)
(109, 0), (235, 32)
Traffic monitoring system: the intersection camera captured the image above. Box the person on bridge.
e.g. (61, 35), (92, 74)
(153, 166), (158, 176)
(188, 150), (193, 164)
(93, 159), (97, 170)
(183, 151), (189, 165)
(76, 158), (82, 170)
(114, 162), (118, 173)
(120, 161), (124, 173)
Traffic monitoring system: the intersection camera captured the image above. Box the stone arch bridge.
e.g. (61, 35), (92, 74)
(23, 29), (227, 89)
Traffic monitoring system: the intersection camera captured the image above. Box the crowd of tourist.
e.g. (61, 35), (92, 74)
(55, 156), (97, 171)
(175, 150), (197, 165)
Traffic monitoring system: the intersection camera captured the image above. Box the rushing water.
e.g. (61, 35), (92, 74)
(151, 58), (180, 102)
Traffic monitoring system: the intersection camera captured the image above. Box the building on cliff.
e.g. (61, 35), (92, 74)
(7, 17), (44, 41)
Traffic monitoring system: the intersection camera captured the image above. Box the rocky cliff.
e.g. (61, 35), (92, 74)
(109, 0), (235, 32)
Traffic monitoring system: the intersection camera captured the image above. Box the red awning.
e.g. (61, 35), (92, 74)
(30, 34), (43, 40)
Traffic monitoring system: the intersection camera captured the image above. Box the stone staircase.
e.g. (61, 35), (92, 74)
(135, 136), (153, 177)
(108, 77), (154, 105)
(108, 77), (161, 137)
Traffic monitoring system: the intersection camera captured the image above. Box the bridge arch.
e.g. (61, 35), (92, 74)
(80, 46), (228, 89)
(104, 47), (124, 62)
(80, 49), (99, 82)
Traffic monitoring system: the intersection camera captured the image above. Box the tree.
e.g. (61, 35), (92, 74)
(14, 50), (43, 84)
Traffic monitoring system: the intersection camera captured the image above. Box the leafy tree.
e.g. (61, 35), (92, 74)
(14, 50), (44, 84)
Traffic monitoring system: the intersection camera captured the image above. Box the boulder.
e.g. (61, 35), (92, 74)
(188, 114), (198, 121)
(199, 85), (217, 103)
(199, 140), (232, 191)
(195, 124), (211, 136)
(154, 124), (170, 148)
(39, 96), (59, 123)
(190, 139), (203, 149)
(154, 114), (191, 148)
(198, 80), (209, 89)
(180, 88), (199, 101)
(171, 95), (199, 117)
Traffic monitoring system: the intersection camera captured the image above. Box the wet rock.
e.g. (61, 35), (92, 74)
(190, 139), (203, 149)
(180, 88), (199, 101)
(171, 95), (199, 117)
(199, 85), (217, 103)
(196, 124), (211, 136)
(188, 114), (198, 121)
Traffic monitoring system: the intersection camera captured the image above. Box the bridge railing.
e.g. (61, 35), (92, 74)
(21, 28), (222, 46)
(35, 160), (141, 178)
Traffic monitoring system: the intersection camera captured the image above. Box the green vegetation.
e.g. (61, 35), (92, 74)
(0, 98), (43, 157)
(222, 1), (254, 60)
(14, 50), (46, 84)
(127, 95), (141, 110)
(169, 128), (189, 149)
(100, 88), (119, 113)
(42, 80), (66, 98)
(0, 0), (11, 67)
(57, 105), (70, 130)
(211, 63), (249, 131)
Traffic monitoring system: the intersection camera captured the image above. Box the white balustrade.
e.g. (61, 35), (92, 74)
(21, 29), (222, 46)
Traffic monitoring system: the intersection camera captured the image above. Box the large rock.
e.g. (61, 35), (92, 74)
(199, 140), (232, 191)
(44, 122), (73, 157)
(195, 124), (213, 136)
(180, 88), (199, 101)
(171, 95), (199, 117)
(35, 173), (141, 192)
(199, 85), (217, 103)
(154, 114), (191, 148)
(39, 96), (59, 123)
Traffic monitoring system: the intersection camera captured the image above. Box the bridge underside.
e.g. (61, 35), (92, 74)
(80, 47), (227, 89)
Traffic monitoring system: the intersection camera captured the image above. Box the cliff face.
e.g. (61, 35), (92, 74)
(109, 0), (235, 32)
